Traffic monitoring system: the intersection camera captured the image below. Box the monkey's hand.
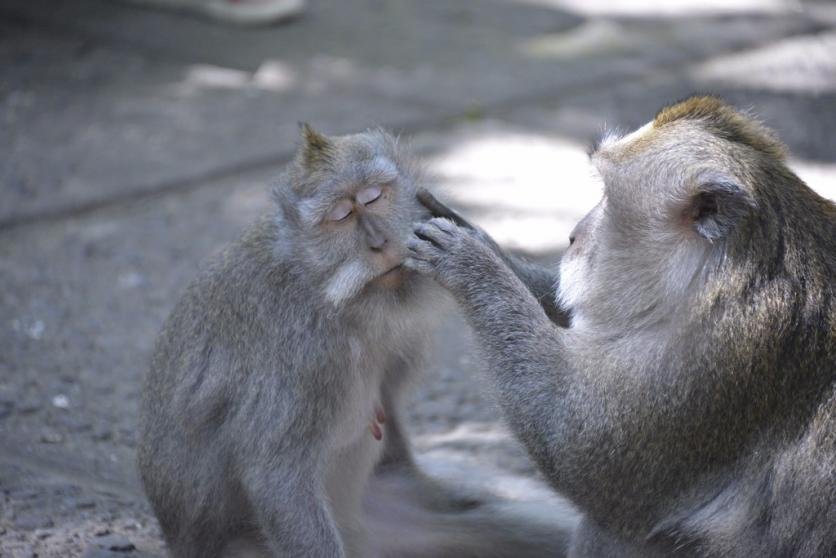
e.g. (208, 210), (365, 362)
(406, 217), (510, 297)
(415, 190), (569, 327)
(417, 189), (506, 261)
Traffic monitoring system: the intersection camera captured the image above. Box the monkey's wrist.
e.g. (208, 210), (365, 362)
(448, 250), (515, 299)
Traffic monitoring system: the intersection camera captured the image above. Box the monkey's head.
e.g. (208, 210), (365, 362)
(559, 96), (833, 337)
(274, 125), (431, 308)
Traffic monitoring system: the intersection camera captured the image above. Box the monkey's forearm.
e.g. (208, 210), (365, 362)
(408, 218), (571, 473)
(454, 255), (565, 398)
(503, 255), (569, 327)
(454, 257), (570, 476)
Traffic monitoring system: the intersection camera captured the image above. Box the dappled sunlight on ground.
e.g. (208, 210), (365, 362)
(692, 31), (836, 94)
(509, 0), (795, 17)
(426, 126), (603, 252)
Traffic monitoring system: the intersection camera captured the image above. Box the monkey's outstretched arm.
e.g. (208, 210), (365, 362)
(417, 189), (570, 326)
(405, 217), (571, 478)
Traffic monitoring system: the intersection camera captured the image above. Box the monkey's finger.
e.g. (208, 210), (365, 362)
(414, 230), (444, 250)
(405, 238), (439, 262)
(416, 189), (474, 230)
(428, 217), (458, 234)
(414, 220), (456, 252)
(403, 255), (436, 276)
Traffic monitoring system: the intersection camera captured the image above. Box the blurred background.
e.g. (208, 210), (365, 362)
(1, 0), (834, 555)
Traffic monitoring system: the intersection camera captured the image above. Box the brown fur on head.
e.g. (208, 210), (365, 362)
(566, 96), (834, 338)
(653, 95), (786, 160)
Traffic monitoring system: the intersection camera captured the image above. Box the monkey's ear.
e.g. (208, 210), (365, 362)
(298, 123), (334, 169)
(685, 181), (753, 242)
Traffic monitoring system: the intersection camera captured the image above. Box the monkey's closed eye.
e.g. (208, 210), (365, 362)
(327, 200), (353, 222)
(357, 186), (382, 205)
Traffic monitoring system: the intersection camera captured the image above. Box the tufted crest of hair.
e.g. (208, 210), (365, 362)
(654, 95), (786, 160)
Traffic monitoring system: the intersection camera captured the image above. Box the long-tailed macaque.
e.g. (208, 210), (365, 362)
(408, 96), (835, 557)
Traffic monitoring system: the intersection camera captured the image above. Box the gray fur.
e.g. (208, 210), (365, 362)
(138, 126), (439, 557)
(408, 97), (835, 557)
(138, 127), (577, 557)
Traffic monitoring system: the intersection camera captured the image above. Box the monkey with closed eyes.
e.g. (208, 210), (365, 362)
(138, 125), (575, 558)
(408, 96), (835, 557)
(138, 124), (447, 557)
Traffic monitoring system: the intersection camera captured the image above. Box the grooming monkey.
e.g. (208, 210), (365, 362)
(138, 126), (574, 557)
(408, 96), (835, 557)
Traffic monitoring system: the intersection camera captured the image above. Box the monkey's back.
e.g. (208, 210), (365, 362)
(138, 217), (328, 537)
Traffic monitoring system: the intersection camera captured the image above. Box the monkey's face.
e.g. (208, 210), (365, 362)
(282, 127), (431, 307)
(559, 114), (758, 332)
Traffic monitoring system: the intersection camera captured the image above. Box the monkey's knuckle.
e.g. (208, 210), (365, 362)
(437, 218), (456, 232)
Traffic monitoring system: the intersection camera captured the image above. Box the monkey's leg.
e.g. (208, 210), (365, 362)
(243, 465), (344, 558)
(374, 358), (488, 513)
(142, 447), (232, 558)
(376, 362), (416, 471)
(166, 530), (228, 558)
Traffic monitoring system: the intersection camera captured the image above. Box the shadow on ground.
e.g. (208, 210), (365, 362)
(1, 0), (835, 555)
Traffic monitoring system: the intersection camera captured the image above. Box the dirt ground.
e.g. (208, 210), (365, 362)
(2, 0), (835, 555)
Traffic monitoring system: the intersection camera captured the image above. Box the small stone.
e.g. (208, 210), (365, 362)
(92, 533), (136, 552)
(94, 528), (111, 537)
(0, 400), (12, 419)
(76, 499), (97, 510)
(40, 431), (64, 444)
(52, 394), (70, 409)
(27, 320), (45, 340)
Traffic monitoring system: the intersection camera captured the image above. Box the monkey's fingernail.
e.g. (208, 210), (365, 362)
(370, 421), (383, 441)
(376, 407), (386, 423)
